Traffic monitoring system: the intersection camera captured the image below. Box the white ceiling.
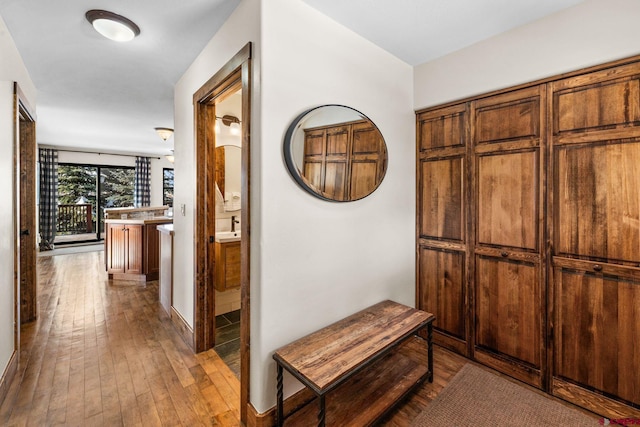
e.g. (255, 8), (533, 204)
(300, 0), (585, 66)
(0, 0), (240, 156)
(0, 0), (584, 156)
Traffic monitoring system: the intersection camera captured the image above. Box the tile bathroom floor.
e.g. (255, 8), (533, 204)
(214, 309), (241, 378)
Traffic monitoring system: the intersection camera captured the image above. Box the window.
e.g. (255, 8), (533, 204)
(163, 168), (174, 207)
(57, 163), (134, 241)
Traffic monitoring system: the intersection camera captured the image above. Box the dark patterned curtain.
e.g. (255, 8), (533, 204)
(134, 156), (151, 207)
(39, 148), (58, 251)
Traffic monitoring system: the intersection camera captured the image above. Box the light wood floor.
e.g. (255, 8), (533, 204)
(0, 251), (240, 426)
(2, 250), (592, 426)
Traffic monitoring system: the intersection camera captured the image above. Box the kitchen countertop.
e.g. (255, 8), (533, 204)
(105, 216), (173, 225)
(157, 223), (174, 235)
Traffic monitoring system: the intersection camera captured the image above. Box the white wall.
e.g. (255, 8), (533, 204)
(0, 14), (36, 383)
(414, 0), (640, 109)
(172, 0), (260, 330)
(0, 82), (17, 383)
(253, 0), (414, 413)
(55, 150), (174, 207)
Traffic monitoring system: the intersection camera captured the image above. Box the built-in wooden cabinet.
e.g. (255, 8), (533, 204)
(106, 223), (143, 277)
(106, 222), (168, 281)
(472, 86), (546, 388)
(416, 103), (469, 356)
(215, 241), (241, 292)
(417, 57), (640, 418)
(303, 119), (386, 201)
(548, 62), (640, 418)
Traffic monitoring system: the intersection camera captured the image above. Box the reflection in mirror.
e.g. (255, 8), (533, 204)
(215, 145), (241, 211)
(284, 105), (388, 202)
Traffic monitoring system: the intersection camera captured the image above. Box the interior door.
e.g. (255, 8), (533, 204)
(19, 101), (37, 324)
(416, 103), (470, 356)
(472, 86), (546, 388)
(549, 62), (640, 417)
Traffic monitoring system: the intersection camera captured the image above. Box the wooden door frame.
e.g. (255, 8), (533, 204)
(193, 43), (252, 424)
(18, 85), (37, 324)
(3, 83), (36, 404)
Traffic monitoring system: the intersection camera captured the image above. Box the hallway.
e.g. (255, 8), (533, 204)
(0, 251), (240, 426)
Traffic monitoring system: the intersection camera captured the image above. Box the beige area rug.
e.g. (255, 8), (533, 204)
(412, 364), (598, 426)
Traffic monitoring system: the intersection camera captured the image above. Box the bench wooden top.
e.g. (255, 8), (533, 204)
(273, 300), (435, 393)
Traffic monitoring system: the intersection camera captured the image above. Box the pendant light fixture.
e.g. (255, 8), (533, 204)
(86, 10), (140, 42)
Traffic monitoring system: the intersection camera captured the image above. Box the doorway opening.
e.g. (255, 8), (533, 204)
(193, 43), (251, 424)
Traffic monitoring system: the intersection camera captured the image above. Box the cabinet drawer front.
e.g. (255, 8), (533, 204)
(553, 266), (640, 406)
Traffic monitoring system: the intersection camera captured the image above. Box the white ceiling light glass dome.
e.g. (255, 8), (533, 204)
(86, 10), (140, 42)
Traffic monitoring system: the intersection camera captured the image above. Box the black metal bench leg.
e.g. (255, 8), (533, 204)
(317, 394), (326, 427)
(276, 364), (284, 426)
(428, 322), (434, 382)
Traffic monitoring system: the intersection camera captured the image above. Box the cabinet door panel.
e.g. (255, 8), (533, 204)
(555, 78), (640, 135)
(477, 150), (538, 250)
(323, 161), (347, 201)
(418, 248), (466, 340)
(418, 108), (465, 151)
(304, 129), (324, 156)
(556, 141), (640, 262)
(125, 225), (143, 275)
(350, 160), (377, 201)
(475, 98), (540, 144)
(419, 157), (464, 241)
(554, 266), (640, 406)
(145, 224), (161, 276)
(352, 123), (381, 155)
(475, 256), (541, 368)
(303, 161), (323, 192)
(326, 127), (349, 156)
(107, 224), (126, 273)
(225, 242), (241, 287)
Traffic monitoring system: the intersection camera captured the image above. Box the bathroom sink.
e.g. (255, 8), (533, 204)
(215, 231), (241, 243)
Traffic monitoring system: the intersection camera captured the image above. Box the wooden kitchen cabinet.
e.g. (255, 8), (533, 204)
(105, 220), (170, 281)
(106, 223), (143, 277)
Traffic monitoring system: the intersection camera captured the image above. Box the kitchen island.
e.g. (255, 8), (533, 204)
(104, 206), (172, 281)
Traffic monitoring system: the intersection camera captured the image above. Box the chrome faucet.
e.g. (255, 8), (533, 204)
(231, 215), (239, 232)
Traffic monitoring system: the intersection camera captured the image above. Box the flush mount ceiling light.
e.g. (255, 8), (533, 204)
(154, 127), (174, 141)
(86, 10), (140, 42)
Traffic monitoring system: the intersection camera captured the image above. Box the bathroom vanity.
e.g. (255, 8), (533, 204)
(104, 206), (172, 281)
(214, 232), (241, 292)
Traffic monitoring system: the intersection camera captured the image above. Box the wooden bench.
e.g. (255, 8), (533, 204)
(272, 300), (435, 426)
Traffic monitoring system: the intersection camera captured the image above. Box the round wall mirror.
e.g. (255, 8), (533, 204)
(283, 105), (388, 202)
